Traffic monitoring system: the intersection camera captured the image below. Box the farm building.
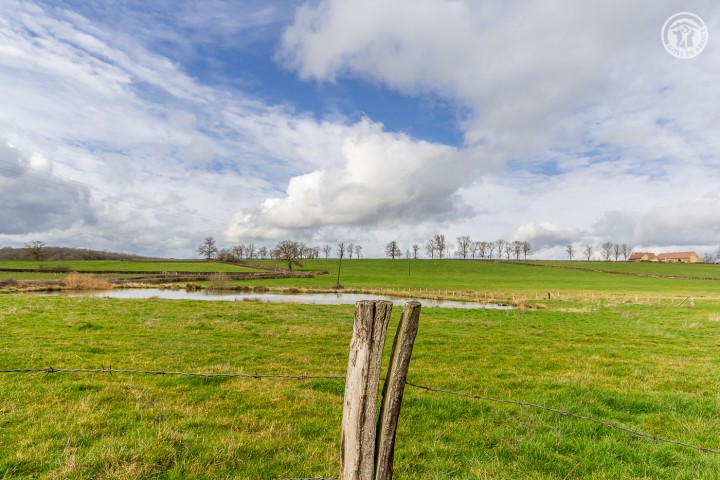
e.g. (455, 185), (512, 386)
(656, 251), (701, 263)
(628, 252), (656, 262)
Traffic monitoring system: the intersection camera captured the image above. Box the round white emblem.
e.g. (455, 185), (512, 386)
(661, 12), (708, 59)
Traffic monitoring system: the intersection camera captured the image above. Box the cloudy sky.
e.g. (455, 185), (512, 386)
(1, 0), (719, 259)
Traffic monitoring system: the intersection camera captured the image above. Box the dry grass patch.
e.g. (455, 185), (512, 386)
(63, 273), (113, 290)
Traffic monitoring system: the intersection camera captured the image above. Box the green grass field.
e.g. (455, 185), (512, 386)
(248, 259), (720, 299)
(534, 260), (720, 278)
(1, 260), (720, 478)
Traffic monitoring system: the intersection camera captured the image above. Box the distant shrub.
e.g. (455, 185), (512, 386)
(63, 273), (112, 290)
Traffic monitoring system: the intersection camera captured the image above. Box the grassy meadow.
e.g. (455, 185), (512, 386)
(1, 259), (720, 478)
(250, 258), (720, 300)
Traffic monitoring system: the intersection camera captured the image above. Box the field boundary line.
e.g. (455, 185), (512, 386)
(406, 382), (720, 454)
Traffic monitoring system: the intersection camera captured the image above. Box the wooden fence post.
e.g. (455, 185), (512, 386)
(374, 301), (421, 480)
(340, 301), (393, 480)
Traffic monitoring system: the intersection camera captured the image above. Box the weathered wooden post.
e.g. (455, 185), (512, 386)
(340, 301), (393, 480)
(374, 301), (421, 480)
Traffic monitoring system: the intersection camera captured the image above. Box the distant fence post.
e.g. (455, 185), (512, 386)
(340, 301), (393, 480)
(374, 301), (421, 480)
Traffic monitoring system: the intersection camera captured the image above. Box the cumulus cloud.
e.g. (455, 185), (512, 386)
(0, 141), (95, 234)
(278, 0), (679, 151)
(593, 193), (720, 247)
(226, 118), (479, 240)
(2, 0), (719, 258)
(512, 222), (582, 250)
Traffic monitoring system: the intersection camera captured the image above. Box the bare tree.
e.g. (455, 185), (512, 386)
(217, 248), (235, 262)
(477, 241), (492, 259)
(197, 236), (218, 261)
(347, 243), (354, 259)
(512, 240), (523, 260)
(355, 245), (363, 259)
(425, 238), (437, 259)
(503, 243), (513, 260)
(245, 243), (256, 259)
(411, 243), (420, 259)
(258, 246), (268, 259)
(613, 243), (622, 261)
(434, 234), (446, 259)
(273, 240), (303, 270)
(24, 240), (46, 262)
(231, 244), (245, 260)
(601, 242), (613, 261)
(385, 241), (401, 259)
(469, 241), (479, 259)
(495, 239), (506, 260)
(456, 236), (472, 259)
(566, 244), (575, 260)
(522, 241), (533, 260)
(584, 244), (593, 261)
(323, 245), (332, 258)
(621, 243), (631, 261)
(302, 246), (319, 259)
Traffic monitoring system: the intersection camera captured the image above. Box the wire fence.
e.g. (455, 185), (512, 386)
(2, 366), (718, 456)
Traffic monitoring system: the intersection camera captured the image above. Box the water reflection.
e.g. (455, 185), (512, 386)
(46, 288), (512, 309)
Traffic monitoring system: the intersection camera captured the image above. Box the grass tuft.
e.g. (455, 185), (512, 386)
(62, 273), (113, 290)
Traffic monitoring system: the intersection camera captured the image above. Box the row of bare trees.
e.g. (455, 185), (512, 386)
(382, 235), (534, 260)
(565, 242), (632, 261)
(198, 237), (367, 270)
(324, 243), (363, 259)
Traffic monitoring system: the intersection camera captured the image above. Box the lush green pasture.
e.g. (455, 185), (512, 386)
(250, 259), (720, 298)
(535, 261), (720, 278)
(0, 260), (262, 273)
(1, 295), (720, 478)
(2, 259), (719, 300)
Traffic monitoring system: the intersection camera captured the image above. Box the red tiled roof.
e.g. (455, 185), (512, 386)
(657, 251), (698, 260)
(628, 252), (655, 260)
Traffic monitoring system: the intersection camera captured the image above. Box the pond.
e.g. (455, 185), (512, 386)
(44, 288), (513, 310)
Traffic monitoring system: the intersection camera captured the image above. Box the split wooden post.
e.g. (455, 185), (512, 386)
(374, 301), (421, 480)
(340, 301), (393, 480)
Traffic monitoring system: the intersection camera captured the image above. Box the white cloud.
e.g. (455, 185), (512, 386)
(593, 193), (720, 247)
(2, 0), (720, 258)
(512, 223), (581, 250)
(0, 141), (95, 234)
(226, 118), (481, 240)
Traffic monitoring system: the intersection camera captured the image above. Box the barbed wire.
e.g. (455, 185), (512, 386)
(405, 382), (720, 455)
(2, 366), (719, 455)
(0, 367), (344, 381)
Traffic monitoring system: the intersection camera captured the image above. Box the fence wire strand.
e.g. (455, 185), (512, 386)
(405, 382), (720, 455)
(0, 367), (344, 381)
(2, 366), (719, 455)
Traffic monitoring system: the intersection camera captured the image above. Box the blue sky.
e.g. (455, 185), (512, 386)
(1, 0), (719, 259)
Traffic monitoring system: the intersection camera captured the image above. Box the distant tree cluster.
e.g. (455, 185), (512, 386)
(564, 242), (632, 261)
(0, 244), (147, 261)
(380, 235), (533, 261)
